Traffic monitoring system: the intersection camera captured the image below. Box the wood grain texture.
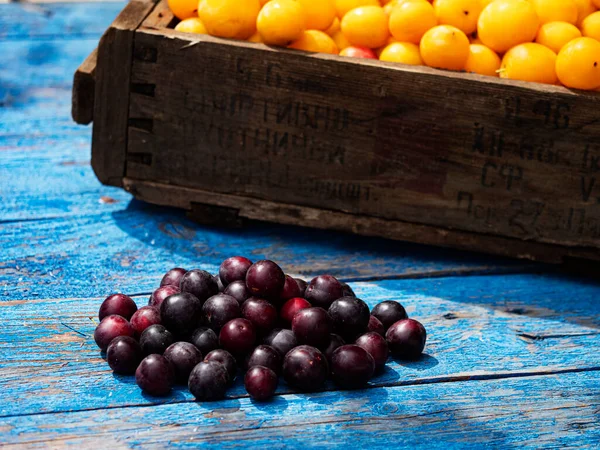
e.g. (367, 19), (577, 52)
(141, 0), (174, 29)
(0, 98), (84, 137)
(0, 135), (131, 222)
(125, 178), (600, 264)
(0, 204), (536, 301)
(91, 0), (156, 186)
(397, 272), (600, 329)
(0, 39), (101, 108)
(1, 56), (536, 298)
(123, 27), (600, 262)
(3, 3), (598, 447)
(0, 38), (102, 150)
(0, 36), (122, 218)
(0, 119), (533, 280)
(0, 2), (123, 39)
(2, 278), (599, 416)
(3, 371), (599, 448)
(72, 47), (97, 125)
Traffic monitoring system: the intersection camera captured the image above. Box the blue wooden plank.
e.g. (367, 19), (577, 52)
(0, 133), (537, 290)
(2, 371), (598, 448)
(0, 129), (530, 286)
(0, 2), (123, 40)
(0, 35), (533, 280)
(0, 135), (131, 221)
(0, 39), (98, 108)
(0, 101), (82, 138)
(0, 21), (534, 285)
(0, 205), (537, 301)
(393, 273), (600, 329)
(0, 37), (110, 220)
(0, 4), (597, 446)
(1, 278), (598, 417)
(0, 134), (536, 287)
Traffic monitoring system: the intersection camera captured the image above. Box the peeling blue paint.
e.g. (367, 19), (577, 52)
(1, 2), (599, 447)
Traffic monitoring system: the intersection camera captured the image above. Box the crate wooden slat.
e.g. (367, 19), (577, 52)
(74, 0), (600, 263)
(87, 0), (158, 186)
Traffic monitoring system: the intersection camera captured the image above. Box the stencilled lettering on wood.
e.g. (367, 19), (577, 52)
(504, 96), (571, 129)
(447, 95), (600, 242)
(127, 35), (600, 248)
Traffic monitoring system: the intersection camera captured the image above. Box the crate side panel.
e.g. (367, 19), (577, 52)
(127, 31), (600, 250)
(123, 178), (600, 263)
(90, 0), (157, 187)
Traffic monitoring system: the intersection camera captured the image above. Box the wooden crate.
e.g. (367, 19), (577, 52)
(73, 0), (600, 264)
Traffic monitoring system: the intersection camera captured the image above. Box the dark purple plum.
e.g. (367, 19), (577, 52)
(204, 349), (237, 384)
(135, 354), (174, 396)
(323, 333), (345, 366)
(355, 332), (389, 371)
(94, 315), (135, 351)
(99, 294), (137, 321)
(386, 319), (427, 360)
(223, 280), (251, 305)
(160, 268), (187, 287)
(149, 285), (180, 309)
(214, 275), (225, 293)
(188, 361), (229, 401)
(304, 275), (343, 308)
(280, 275), (305, 301)
(245, 366), (278, 401)
(328, 296), (370, 341)
(367, 315), (385, 336)
(291, 307), (332, 349)
(219, 256), (253, 286)
(241, 297), (278, 334)
(202, 294), (240, 332)
(246, 345), (281, 374)
(164, 342), (203, 383)
(140, 324), (174, 355)
(245, 260), (285, 300)
(107, 336), (142, 374)
(189, 327), (219, 355)
(280, 297), (311, 327)
(160, 292), (203, 336)
(130, 306), (161, 336)
(262, 329), (297, 357)
(371, 301), (408, 331)
(295, 278), (308, 295)
(330, 345), (375, 389)
(180, 269), (218, 302)
(283, 345), (328, 392)
(219, 318), (256, 356)
(340, 282), (356, 297)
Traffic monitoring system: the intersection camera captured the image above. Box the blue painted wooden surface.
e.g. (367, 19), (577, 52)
(0, 2), (123, 40)
(0, 205), (541, 300)
(1, 2), (599, 447)
(3, 372), (599, 448)
(2, 278), (599, 418)
(0, 37), (536, 294)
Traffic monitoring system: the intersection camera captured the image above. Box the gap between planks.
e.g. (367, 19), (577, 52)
(339, 265), (547, 283)
(1, 365), (599, 420)
(0, 266), (549, 305)
(0, 215), (543, 283)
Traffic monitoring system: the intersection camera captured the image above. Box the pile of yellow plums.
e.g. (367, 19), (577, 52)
(169, 0), (600, 90)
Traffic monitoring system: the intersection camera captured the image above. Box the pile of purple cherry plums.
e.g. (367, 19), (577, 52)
(94, 257), (427, 401)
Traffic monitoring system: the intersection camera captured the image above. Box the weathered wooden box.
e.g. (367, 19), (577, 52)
(73, 0), (600, 264)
